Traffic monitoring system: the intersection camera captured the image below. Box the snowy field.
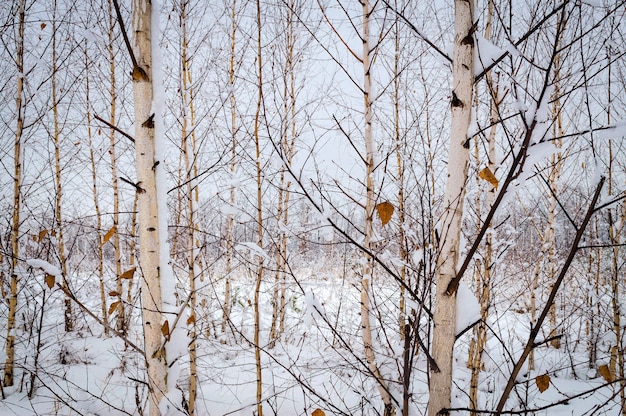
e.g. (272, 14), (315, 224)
(0, 263), (622, 416)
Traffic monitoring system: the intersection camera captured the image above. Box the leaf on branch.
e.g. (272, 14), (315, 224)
(312, 410), (326, 416)
(33, 229), (48, 243)
(40, 23), (46, 30)
(187, 312), (196, 326)
(120, 267), (136, 280)
(376, 201), (394, 227)
(161, 320), (170, 339)
(108, 291), (120, 297)
(44, 274), (55, 289)
(108, 301), (120, 316)
(101, 225), (116, 246)
(478, 167), (499, 189)
(535, 373), (550, 393)
(599, 364), (614, 383)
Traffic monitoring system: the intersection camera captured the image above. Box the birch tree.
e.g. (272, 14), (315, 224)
(130, 0), (168, 412)
(428, 0), (474, 414)
(3, 0), (25, 388)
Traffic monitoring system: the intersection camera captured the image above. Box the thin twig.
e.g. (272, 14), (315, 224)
(94, 114), (135, 143)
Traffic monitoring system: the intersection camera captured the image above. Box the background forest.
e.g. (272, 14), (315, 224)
(1, 0), (626, 415)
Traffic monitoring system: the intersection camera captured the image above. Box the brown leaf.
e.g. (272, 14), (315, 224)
(40, 22), (46, 30)
(101, 225), (116, 247)
(108, 301), (120, 316)
(108, 291), (120, 297)
(312, 410), (326, 416)
(186, 312), (196, 326)
(34, 229), (48, 243)
(120, 267), (136, 280)
(599, 364), (614, 383)
(161, 320), (170, 338)
(45, 274), (55, 289)
(535, 373), (550, 393)
(376, 201), (394, 227)
(478, 167), (499, 190)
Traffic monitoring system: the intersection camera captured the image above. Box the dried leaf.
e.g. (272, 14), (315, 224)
(34, 229), (48, 243)
(120, 267), (136, 280)
(161, 320), (170, 338)
(599, 364), (614, 383)
(108, 291), (120, 297)
(478, 167), (499, 189)
(40, 22), (46, 30)
(186, 312), (196, 326)
(101, 225), (116, 247)
(535, 373), (550, 393)
(45, 274), (55, 289)
(376, 201), (394, 227)
(312, 410), (326, 416)
(108, 301), (120, 316)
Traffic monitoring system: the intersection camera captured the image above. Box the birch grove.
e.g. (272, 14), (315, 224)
(0, 0), (625, 415)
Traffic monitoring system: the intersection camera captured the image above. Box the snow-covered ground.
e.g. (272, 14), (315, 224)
(0, 265), (622, 415)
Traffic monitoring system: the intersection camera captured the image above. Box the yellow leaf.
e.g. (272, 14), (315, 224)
(44, 274), (55, 289)
(376, 201), (394, 227)
(187, 312), (196, 326)
(108, 301), (120, 316)
(478, 167), (499, 190)
(312, 410), (326, 416)
(535, 373), (550, 393)
(101, 225), (116, 247)
(599, 364), (614, 383)
(120, 267), (136, 280)
(161, 320), (170, 338)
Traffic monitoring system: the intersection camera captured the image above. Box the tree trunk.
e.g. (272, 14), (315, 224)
(4, 0), (25, 388)
(254, 0), (264, 414)
(428, 0), (474, 415)
(180, 0), (198, 412)
(85, 42), (109, 336)
(222, 0), (237, 335)
(131, 1), (168, 414)
(108, 0), (126, 335)
(361, 2), (394, 415)
(51, 0), (73, 333)
(468, 1), (496, 409)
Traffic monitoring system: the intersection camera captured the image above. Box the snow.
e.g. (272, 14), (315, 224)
(151, 0), (187, 406)
(26, 258), (61, 276)
(455, 281), (481, 335)
(475, 33), (506, 75)
(235, 242), (271, 262)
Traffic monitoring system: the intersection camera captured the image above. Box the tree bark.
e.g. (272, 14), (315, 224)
(361, 1), (394, 415)
(428, 0), (474, 415)
(131, 1), (168, 414)
(4, 0), (25, 388)
(51, 0), (73, 333)
(180, 0), (198, 412)
(254, 0), (264, 414)
(108, 0), (126, 335)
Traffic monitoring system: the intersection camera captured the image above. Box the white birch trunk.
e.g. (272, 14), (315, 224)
(4, 0), (25, 387)
(132, 1), (168, 414)
(428, 0), (474, 414)
(360, 1), (394, 414)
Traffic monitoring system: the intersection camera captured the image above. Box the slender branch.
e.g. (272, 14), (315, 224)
(56, 283), (146, 358)
(494, 177), (605, 414)
(449, 378), (624, 414)
(475, 1), (569, 82)
(94, 114), (135, 143)
(111, 0), (147, 80)
(381, 0), (452, 64)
